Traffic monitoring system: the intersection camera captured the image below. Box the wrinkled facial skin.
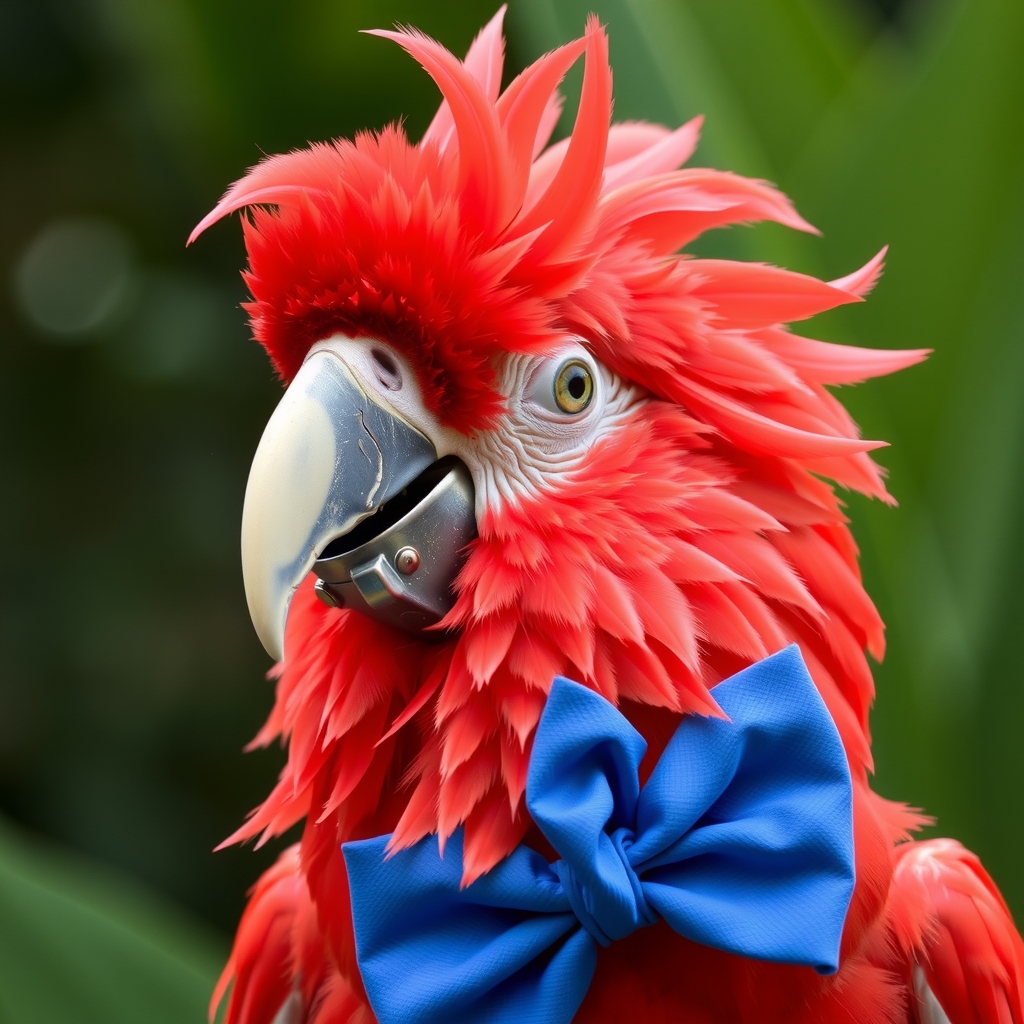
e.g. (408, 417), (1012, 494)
(306, 334), (647, 516)
(305, 335), (647, 516)
(468, 346), (646, 509)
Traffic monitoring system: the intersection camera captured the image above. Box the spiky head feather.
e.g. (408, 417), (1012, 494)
(197, 8), (927, 908)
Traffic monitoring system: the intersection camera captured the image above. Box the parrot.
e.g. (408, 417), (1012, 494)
(190, 9), (1024, 1024)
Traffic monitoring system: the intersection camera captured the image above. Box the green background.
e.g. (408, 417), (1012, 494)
(1, 0), (1021, 1018)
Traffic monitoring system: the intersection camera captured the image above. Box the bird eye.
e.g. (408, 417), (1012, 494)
(553, 359), (593, 414)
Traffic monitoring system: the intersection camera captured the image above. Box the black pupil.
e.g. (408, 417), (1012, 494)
(567, 370), (587, 399)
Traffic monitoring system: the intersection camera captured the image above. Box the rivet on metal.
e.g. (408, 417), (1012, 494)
(314, 579), (343, 608)
(395, 546), (421, 575)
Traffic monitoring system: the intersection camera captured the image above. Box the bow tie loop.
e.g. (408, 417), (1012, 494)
(343, 645), (856, 1024)
(554, 827), (657, 946)
(525, 677), (657, 947)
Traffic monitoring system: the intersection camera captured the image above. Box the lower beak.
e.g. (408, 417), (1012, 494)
(241, 348), (436, 660)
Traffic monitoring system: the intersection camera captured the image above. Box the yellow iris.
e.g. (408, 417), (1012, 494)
(553, 359), (594, 414)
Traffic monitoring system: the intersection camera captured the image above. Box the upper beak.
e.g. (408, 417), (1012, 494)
(241, 346), (436, 660)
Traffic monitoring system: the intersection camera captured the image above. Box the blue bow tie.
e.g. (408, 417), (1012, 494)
(343, 645), (855, 1024)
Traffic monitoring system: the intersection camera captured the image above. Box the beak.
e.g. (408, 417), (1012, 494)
(241, 347), (437, 660)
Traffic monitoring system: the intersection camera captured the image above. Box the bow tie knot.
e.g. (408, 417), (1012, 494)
(343, 646), (856, 1024)
(554, 827), (657, 946)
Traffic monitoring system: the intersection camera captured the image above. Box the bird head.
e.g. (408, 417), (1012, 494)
(193, 9), (926, 886)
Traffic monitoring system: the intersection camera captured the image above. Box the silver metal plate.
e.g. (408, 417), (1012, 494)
(311, 458), (477, 636)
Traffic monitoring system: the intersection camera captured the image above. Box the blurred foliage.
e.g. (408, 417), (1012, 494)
(0, 816), (222, 1023)
(0, 0), (499, 945)
(0, 0), (1022, 1012)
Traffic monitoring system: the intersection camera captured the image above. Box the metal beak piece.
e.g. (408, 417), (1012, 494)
(311, 457), (477, 636)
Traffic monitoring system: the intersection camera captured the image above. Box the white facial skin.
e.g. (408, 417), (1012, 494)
(305, 335), (646, 514)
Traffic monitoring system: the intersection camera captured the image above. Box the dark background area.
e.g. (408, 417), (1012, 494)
(0, 0), (504, 934)
(3, 0), (1022, 959)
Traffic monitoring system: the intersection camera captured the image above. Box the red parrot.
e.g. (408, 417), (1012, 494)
(192, 10), (1024, 1024)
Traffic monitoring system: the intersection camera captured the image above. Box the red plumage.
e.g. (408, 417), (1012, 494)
(194, 9), (1021, 1024)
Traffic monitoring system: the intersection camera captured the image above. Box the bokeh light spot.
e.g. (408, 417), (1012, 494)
(12, 217), (135, 340)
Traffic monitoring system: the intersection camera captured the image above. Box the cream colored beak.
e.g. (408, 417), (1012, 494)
(241, 348), (436, 660)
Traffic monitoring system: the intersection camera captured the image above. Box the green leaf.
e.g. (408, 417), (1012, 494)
(0, 817), (224, 1024)
(791, 0), (1024, 906)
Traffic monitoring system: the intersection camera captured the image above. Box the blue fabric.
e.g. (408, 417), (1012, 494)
(343, 645), (855, 1024)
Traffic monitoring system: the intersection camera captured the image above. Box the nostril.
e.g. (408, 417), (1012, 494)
(371, 347), (402, 390)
